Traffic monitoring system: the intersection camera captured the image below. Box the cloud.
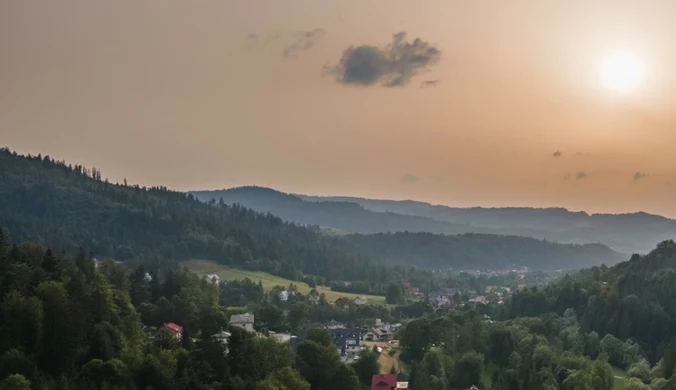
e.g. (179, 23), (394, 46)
(282, 28), (326, 58)
(564, 174), (571, 180)
(576, 171), (587, 180)
(327, 32), (441, 87)
(575, 152), (583, 156)
(633, 172), (650, 182)
(665, 181), (674, 187)
(419, 80), (440, 88)
(246, 33), (259, 42)
(553, 150), (562, 157)
(400, 174), (419, 183)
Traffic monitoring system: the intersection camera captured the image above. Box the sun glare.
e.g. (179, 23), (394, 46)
(600, 52), (644, 93)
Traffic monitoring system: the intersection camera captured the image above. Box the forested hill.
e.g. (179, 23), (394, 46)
(300, 194), (676, 254)
(191, 186), (483, 236)
(510, 239), (676, 364)
(345, 232), (624, 270)
(0, 148), (375, 281)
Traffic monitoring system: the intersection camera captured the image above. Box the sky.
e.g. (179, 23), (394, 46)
(3, 1), (676, 216)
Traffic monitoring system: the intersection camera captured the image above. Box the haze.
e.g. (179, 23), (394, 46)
(3, 1), (676, 216)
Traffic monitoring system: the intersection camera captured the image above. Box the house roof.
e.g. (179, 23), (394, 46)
(371, 374), (397, 389)
(230, 313), (254, 324)
(165, 323), (183, 334)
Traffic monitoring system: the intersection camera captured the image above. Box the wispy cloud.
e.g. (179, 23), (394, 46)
(400, 174), (419, 183)
(576, 171), (587, 180)
(419, 80), (440, 88)
(282, 28), (326, 59)
(326, 32), (441, 87)
(553, 150), (562, 157)
(633, 172), (650, 182)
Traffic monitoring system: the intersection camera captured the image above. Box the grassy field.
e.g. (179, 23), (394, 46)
(612, 367), (626, 390)
(184, 259), (386, 305)
(362, 341), (402, 373)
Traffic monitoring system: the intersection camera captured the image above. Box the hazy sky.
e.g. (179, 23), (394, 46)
(3, 1), (676, 215)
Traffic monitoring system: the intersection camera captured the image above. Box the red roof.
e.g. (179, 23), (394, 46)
(371, 374), (397, 390)
(165, 323), (183, 334)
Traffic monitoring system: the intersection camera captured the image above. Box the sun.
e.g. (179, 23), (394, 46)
(600, 52), (644, 93)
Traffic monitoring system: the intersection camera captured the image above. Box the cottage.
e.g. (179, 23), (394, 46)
(269, 331), (292, 343)
(279, 290), (289, 302)
(354, 296), (368, 306)
(371, 374), (397, 390)
(204, 274), (220, 284)
(230, 313), (255, 332)
(165, 323), (183, 340)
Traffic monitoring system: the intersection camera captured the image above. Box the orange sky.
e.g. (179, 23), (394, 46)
(3, 1), (676, 215)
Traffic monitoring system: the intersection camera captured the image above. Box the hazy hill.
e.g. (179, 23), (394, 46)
(299, 194), (676, 253)
(191, 187), (487, 235)
(344, 232), (624, 270)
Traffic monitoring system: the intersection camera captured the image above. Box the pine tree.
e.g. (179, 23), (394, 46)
(42, 249), (58, 275)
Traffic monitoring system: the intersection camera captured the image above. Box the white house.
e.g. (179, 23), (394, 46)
(204, 274), (220, 284)
(354, 296), (368, 306)
(230, 313), (255, 332)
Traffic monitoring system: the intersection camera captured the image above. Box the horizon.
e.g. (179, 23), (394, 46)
(4, 1), (676, 216)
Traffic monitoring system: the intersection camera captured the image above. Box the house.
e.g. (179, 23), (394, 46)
(468, 296), (487, 305)
(330, 328), (361, 362)
(326, 320), (345, 330)
(396, 382), (408, 389)
(144, 272), (153, 282)
(204, 274), (220, 284)
(165, 323), (183, 340)
(230, 313), (255, 332)
(279, 290), (289, 302)
(354, 296), (368, 306)
(269, 331), (292, 343)
(469, 386), (480, 390)
(212, 330), (231, 345)
(371, 374), (397, 390)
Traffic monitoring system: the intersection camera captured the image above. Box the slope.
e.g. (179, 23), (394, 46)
(345, 232), (624, 270)
(299, 195), (676, 254)
(0, 148), (373, 282)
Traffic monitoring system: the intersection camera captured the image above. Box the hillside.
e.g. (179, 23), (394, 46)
(344, 232), (624, 270)
(191, 187), (483, 236)
(298, 195), (676, 254)
(0, 149), (376, 282)
(510, 239), (676, 362)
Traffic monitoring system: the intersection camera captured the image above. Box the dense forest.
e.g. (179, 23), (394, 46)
(510, 240), (676, 369)
(345, 232), (624, 270)
(0, 149), (386, 283)
(0, 232), (387, 389)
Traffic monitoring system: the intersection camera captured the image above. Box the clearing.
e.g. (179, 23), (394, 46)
(612, 366), (626, 390)
(362, 341), (402, 374)
(184, 259), (386, 305)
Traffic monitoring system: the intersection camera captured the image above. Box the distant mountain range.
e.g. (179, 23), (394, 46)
(193, 186), (676, 254)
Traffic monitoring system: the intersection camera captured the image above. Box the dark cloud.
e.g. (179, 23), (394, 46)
(575, 152), (583, 156)
(327, 32), (441, 87)
(419, 80), (440, 88)
(633, 172), (650, 182)
(246, 33), (258, 42)
(576, 171), (587, 180)
(400, 174), (419, 183)
(665, 181), (674, 187)
(564, 174), (571, 180)
(553, 150), (562, 157)
(282, 28), (326, 58)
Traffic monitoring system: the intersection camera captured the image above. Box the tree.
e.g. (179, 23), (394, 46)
(288, 303), (309, 331)
(453, 351), (485, 389)
(306, 326), (333, 347)
(410, 362), (432, 390)
(386, 282), (405, 305)
(400, 317), (431, 362)
(629, 359), (652, 384)
(0, 374), (30, 390)
(257, 367), (310, 390)
(352, 349), (380, 386)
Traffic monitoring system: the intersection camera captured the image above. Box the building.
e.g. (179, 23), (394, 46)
(354, 296), (368, 306)
(230, 313), (255, 332)
(165, 323), (183, 340)
(204, 274), (220, 284)
(330, 328), (361, 362)
(269, 331), (292, 343)
(371, 374), (397, 390)
(212, 330), (230, 345)
(279, 290), (289, 302)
